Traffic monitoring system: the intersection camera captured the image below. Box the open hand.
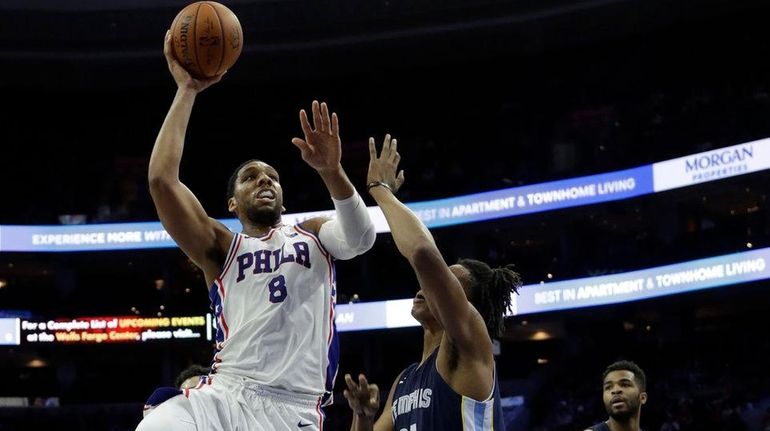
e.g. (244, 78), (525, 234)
(367, 134), (405, 193)
(343, 373), (380, 419)
(292, 100), (342, 173)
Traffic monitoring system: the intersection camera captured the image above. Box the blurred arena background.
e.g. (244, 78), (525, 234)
(1, 0), (770, 429)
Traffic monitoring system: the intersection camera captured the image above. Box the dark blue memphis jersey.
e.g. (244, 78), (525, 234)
(391, 349), (504, 431)
(588, 422), (610, 431)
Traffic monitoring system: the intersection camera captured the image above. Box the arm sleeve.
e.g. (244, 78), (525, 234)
(318, 192), (376, 260)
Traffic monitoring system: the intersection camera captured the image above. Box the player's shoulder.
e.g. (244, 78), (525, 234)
(297, 217), (332, 235)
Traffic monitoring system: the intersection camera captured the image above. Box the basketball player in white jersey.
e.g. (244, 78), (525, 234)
(136, 31), (376, 431)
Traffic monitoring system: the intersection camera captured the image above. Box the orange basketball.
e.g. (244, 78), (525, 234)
(169, 1), (243, 79)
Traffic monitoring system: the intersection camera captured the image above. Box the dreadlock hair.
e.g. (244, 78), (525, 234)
(226, 159), (263, 204)
(456, 258), (522, 338)
(174, 364), (210, 389)
(603, 360), (646, 391)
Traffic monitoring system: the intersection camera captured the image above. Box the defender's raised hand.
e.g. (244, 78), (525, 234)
(343, 373), (380, 419)
(367, 134), (405, 194)
(292, 100), (342, 173)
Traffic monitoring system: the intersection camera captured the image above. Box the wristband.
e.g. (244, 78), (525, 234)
(366, 181), (393, 193)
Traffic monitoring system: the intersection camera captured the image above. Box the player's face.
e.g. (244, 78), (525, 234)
(411, 265), (472, 323)
(411, 289), (431, 322)
(230, 161), (284, 225)
(602, 370), (647, 421)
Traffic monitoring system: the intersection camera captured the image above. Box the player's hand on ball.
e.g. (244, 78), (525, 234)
(343, 373), (380, 418)
(163, 31), (225, 92)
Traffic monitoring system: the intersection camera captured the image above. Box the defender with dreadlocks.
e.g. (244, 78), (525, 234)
(343, 135), (522, 431)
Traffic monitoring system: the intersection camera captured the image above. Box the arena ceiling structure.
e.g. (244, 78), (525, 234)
(1, 0), (767, 89)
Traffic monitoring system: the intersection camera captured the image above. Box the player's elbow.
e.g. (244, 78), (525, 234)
(337, 223), (376, 259)
(327, 192), (376, 259)
(147, 174), (179, 195)
(318, 219), (376, 260)
(148, 174), (164, 194)
(148, 177), (184, 208)
(358, 223), (376, 254)
(147, 160), (181, 187)
(409, 243), (444, 272)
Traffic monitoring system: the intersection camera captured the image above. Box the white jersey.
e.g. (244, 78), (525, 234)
(208, 224), (338, 403)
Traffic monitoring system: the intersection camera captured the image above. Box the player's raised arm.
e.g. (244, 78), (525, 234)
(292, 101), (376, 260)
(365, 136), (489, 355)
(148, 31), (231, 283)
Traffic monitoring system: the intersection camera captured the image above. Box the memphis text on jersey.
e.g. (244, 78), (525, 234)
(392, 388), (433, 421)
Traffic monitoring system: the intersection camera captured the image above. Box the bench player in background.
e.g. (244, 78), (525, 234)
(585, 360), (648, 431)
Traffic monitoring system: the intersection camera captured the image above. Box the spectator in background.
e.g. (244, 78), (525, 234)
(174, 364), (211, 391)
(143, 364), (210, 418)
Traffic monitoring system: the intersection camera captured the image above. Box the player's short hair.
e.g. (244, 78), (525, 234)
(175, 364), (210, 389)
(602, 360), (646, 391)
(226, 159), (263, 201)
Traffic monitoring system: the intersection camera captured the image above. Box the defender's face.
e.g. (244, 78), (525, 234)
(411, 289), (429, 320)
(603, 370), (647, 421)
(410, 264), (472, 322)
(229, 161), (284, 220)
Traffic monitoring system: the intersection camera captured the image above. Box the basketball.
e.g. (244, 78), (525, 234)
(169, 1), (243, 79)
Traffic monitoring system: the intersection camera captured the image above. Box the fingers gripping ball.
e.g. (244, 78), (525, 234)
(170, 1), (242, 78)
